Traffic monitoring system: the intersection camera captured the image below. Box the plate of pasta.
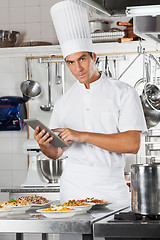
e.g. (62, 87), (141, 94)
(61, 200), (93, 213)
(36, 205), (77, 218)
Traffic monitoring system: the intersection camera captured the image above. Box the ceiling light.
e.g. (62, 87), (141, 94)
(126, 5), (160, 17)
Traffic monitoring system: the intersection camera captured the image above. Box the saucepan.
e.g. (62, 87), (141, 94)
(20, 59), (41, 101)
(131, 163), (160, 215)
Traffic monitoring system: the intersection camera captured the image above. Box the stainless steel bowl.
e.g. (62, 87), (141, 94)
(39, 158), (66, 183)
(0, 30), (20, 47)
(89, 20), (109, 33)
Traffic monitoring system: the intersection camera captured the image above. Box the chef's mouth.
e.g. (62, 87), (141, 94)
(78, 73), (86, 78)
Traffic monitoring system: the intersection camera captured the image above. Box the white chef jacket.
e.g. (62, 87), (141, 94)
(49, 72), (147, 205)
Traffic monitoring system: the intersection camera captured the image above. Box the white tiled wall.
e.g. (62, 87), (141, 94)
(0, 0), (59, 191)
(0, 0), (59, 45)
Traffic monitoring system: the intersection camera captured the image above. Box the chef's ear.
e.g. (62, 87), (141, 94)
(92, 52), (97, 63)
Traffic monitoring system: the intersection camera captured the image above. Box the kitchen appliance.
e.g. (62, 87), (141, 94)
(0, 96), (26, 131)
(94, 206), (160, 239)
(39, 158), (66, 186)
(21, 139), (48, 187)
(131, 163), (160, 215)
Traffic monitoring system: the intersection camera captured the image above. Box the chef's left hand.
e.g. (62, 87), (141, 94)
(53, 128), (86, 143)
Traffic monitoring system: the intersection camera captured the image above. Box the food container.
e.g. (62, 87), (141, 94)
(0, 30), (20, 47)
(89, 20), (109, 33)
(131, 163), (160, 215)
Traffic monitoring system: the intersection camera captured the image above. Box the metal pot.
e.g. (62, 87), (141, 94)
(131, 163), (160, 215)
(89, 20), (109, 33)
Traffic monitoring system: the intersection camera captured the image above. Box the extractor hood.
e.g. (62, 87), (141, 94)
(81, 0), (160, 16)
(80, 0), (160, 44)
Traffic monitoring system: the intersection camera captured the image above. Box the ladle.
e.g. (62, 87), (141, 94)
(40, 62), (53, 111)
(55, 62), (61, 84)
(20, 59), (41, 100)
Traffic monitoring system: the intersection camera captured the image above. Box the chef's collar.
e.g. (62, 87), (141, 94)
(77, 71), (105, 90)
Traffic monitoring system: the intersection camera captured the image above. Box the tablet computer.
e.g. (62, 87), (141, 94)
(24, 118), (69, 148)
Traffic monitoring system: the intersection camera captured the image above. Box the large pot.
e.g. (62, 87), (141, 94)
(131, 163), (160, 215)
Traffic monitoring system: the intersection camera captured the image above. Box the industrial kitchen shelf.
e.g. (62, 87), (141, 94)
(0, 41), (159, 57)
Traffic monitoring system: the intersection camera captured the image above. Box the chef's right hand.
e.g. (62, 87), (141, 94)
(34, 126), (63, 159)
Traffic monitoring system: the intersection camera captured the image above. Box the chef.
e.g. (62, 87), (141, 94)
(34, 0), (147, 205)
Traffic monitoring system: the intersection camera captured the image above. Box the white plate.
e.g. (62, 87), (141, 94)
(31, 201), (52, 208)
(71, 204), (93, 213)
(36, 209), (76, 218)
(0, 209), (11, 217)
(10, 205), (31, 213)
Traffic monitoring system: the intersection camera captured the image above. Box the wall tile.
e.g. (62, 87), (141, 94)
(0, 0), (9, 7)
(0, 131), (12, 138)
(0, 58), (11, 72)
(10, 57), (25, 73)
(0, 171), (12, 187)
(12, 153), (28, 170)
(40, 5), (52, 22)
(25, 6), (41, 23)
(10, 7), (25, 24)
(11, 137), (26, 153)
(11, 130), (27, 138)
(24, 0), (40, 7)
(12, 169), (27, 186)
(25, 23), (41, 41)
(0, 138), (12, 153)
(9, 0), (25, 7)
(40, 22), (56, 41)
(0, 8), (9, 24)
(0, 73), (13, 92)
(0, 154), (12, 170)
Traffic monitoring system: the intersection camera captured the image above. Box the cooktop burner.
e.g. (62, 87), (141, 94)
(114, 211), (160, 222)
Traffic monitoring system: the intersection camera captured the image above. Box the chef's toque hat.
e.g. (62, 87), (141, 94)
(50, 0), (93, 58)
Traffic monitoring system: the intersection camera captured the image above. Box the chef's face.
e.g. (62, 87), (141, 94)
(65, 51), (100, 88)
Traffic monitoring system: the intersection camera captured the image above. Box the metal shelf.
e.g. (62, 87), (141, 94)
(0, 41), (158, 57)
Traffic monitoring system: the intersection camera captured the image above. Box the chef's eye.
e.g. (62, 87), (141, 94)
(67, 61), (74, 65)
(79, 57), (85, 61)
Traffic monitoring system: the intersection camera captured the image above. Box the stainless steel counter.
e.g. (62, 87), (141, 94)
(0, 202), (128, 240)
(1, 186), (60, 193)
(1, 187), (60, 202)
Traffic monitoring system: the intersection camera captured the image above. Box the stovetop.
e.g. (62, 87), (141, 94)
(113, 211), (160, 222)
(93, 208), (160, 239)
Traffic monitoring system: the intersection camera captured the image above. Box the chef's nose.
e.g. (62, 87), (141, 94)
(76, 61), (83, 71)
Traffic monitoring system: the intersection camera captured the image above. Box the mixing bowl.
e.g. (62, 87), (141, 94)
(39, 158), (66, 184)
(0, 30), (20, 47)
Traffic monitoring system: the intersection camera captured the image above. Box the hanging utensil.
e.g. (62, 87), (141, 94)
(105, 56), (112, 77)
(20, 59), (41, 100)
(55, 62), (62, 84)
(113, 59), (117, 79)
(40, 62), (53, 111)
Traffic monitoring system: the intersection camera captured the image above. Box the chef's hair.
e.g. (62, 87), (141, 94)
(87, 52), (93, 59)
